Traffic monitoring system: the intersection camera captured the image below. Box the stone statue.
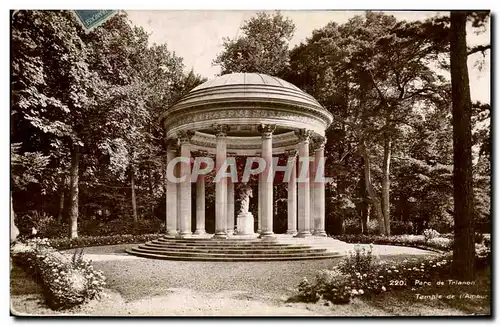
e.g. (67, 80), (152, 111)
(235, 183), (255, 235)
(237, 184), (253, 215)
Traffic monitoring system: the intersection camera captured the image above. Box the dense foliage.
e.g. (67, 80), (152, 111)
(296, 241), (490, 305)
(11, 10), (205, 238)
(11, 238), (106, 309)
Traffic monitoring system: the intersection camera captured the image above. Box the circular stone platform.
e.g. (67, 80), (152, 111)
(126, 235), (345, 262)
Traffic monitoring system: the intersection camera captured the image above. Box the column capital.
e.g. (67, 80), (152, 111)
(295, 129), (312, 142)
(196, 149), (209, 157)
(258, 124), (276, 139)
(284, 149), (298, 157)
(213, 124), (230, 137)
(310, 135), (326, 151)
(313, 136), (327, 150)
(165, 137), (179, 150)
(178, 131), (195, 144)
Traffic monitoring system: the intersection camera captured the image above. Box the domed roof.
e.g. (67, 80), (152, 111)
(160, 72), (333, 147)
(191, 72), (303, 93)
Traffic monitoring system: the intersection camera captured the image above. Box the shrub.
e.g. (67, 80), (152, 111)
(11, 238), (106, 310)
(423, 229), (440, 242)
(334, 234), (450, 252)
(428, 213), (454, 234)
(48, 234), (161, 250)
(297, 270), (352, 304)
(297, 277), (321, 303)
(78, 218), (165, 237)
(16, 211), (63, 238)
(315, 270), (352, 304)
(338, 245), (380, 276)
(390, 220), (414, 235)
(426, 237), (453, 250)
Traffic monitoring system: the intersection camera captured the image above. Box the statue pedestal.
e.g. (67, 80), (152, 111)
(236, 212), (254, 235)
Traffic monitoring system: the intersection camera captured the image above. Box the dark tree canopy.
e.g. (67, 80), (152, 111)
(213, 11), (295, 76)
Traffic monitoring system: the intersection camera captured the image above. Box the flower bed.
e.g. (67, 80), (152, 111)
(334, 234), (452, 252)
(47, 234), (162, 250)
(11, 238), (106, 310)
(297, 243), (490, 305)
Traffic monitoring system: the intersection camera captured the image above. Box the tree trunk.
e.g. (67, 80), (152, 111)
(10, 191), (19, 243)
(57, 188), (65, 222)
(131, 165), (138, 228)
(148, 167), (154, 215)
(359, 139), (385, 235)
(381, 133), (392, 236)
(68, 145), (80, 239)
(357, 171), (369, 234)
(450, 11), (475, 280)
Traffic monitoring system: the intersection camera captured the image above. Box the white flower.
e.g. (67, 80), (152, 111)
(363, 273), (367, 277)
(358, 289), (364, 295)
(351, 289), (359, 295)
(381, 286), (386, 291)
(387, 270), (392, 274)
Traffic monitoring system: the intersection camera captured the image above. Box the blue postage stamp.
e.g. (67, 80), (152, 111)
(72, 10), (118, 32)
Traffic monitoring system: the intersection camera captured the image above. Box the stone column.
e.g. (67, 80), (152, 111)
(258, 124), (276, 238)
(313, 137), (327, 236)
(257, 162), (262, 234)
(178, 131), (194, 237)
(286, 149), (298, 235)
(194, 151), (207, 235)
(227, 175), (235, 235)
(214, 124), (230, 239)
(296, 129), (312, 237)
(165, 138), (179, 236)
(176, 167), (181, 234)
(309, 140), (318, 234)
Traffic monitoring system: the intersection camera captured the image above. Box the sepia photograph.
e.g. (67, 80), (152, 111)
(9, 8), (491, 317)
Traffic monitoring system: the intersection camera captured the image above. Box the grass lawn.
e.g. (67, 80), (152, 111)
(10, 244), (490, 316)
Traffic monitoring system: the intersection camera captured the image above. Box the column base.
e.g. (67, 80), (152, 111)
(166, 230), (178, 237)
(286, 230), (297, 235)
(177, 231), (192, 238)
(226, 230), (234, 236)
(213, 232), (228, 239)
(258, 231), (276, 240)
(193, 229), (206, 235)
(313, 230), (327, 237)
(294, 231), (312, 238)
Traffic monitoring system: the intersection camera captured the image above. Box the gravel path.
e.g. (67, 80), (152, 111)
(12, 243), (443, 316)
(62, 243), (436, 302)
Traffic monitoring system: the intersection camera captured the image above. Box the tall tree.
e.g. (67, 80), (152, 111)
(12, 10), (107, 238)
(213, 11), (295, 76)
(288, 12), (449, 235)
(449, 11), (476, 280)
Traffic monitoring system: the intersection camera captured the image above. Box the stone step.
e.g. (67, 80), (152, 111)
(156, 237), (279, 243)
(129, 247), (331, 259)
(126, 248), (340, 261)
(148, 240), (308, 249)
(138, 244), (326, 254)
(154, 239), (286, 247)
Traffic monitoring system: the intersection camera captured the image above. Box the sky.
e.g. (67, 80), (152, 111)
(126, 10), (490, 103)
